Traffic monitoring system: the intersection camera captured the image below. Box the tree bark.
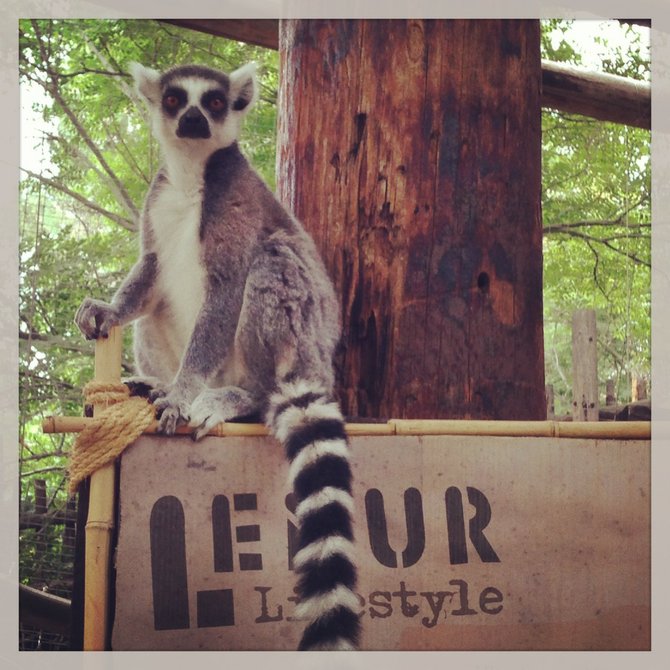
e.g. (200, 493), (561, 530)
(278, 19), (545, 420)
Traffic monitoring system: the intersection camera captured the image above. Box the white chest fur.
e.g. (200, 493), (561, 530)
(150, 182), (207, 354)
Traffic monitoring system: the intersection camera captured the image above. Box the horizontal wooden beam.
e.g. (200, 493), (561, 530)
(162, 19), (651, 129)
(162, 18), (279, 49)
(618, 18), (651, 28)
(542, 58), (650, 129)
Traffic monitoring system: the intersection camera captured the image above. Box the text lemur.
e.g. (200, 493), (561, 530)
(75, 62), (360, 651)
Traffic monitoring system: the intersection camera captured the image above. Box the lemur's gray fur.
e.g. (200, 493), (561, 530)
(75, 62), (360, 651)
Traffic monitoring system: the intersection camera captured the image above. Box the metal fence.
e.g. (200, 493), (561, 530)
(19, 485), (77, 651)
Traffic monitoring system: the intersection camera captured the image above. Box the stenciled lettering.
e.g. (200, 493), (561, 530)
(254, 586), (283, 623)
(365, 488), (426, 568)
(466, 487), (500, 563)
(148, 484), (503, 632)
(446, 486), (500, 565)
(150, 495), (190, 631)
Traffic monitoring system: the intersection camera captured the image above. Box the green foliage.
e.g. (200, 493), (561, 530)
(18, 19), (279, 603)
(540, 20), (651, 414)
(541, 19), (583, 66)
(17, 19), (651, 607)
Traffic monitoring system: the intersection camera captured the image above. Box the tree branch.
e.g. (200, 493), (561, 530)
(30, 20), (140, 222)
(20, 168), (137, 232)
(21, 466), (67, 478)
(546, 226), (650, 267)
(84, 36), (143, 108)
(105, 121), (152, 185)
(47, 84), (141, 220)
(20, 450), (69, 463)
(20, 368), (77, 393)
(51, 67), (128, 79)
(20, 329), (94, 356)
(544, 220), (650, 234)
(43, 128), (150, 200)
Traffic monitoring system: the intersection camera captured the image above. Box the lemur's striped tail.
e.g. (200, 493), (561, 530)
(267, 380), (360, 651)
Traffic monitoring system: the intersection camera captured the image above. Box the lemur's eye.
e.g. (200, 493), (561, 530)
(208, 97), (225, 112)
(163, 95), (180, 109)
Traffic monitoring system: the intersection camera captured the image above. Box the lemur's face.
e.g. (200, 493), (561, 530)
(161, 77), (226, 141)
(131, 63), (257, 154)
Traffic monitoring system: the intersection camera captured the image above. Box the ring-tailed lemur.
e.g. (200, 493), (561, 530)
(74, 62), (360, 651)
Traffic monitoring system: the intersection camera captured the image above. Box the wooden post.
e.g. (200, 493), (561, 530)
(83, 326), (122, 650)
(571, 309), (599, 421)
(606, 378), (616, 406)
(632, 374), (647, 402)
(277, 19), (545, 421)
(34, 479), (47, 515)
(545, 384), (555, 419)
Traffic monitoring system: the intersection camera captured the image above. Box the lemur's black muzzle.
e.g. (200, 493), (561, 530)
(177, 106), (211, 139)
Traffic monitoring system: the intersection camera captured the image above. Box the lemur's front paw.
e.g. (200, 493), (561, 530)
(75, 298), (120, 340)
(153, 390), (191, 436)
(189, 390), (228, 441)
(189, 387), (261, 441)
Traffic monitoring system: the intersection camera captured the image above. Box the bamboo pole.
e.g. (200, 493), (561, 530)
(45, 415), (650, 440)
(83, 325), (123, 651)
(390, 419), (650, 439)
(44, 415), (395, 438)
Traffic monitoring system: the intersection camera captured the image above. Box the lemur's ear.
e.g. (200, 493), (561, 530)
(129, 62), (162, 104)
(229, 62), (259, 114)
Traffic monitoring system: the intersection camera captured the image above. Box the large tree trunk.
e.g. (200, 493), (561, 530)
(277, 19), (545, 420)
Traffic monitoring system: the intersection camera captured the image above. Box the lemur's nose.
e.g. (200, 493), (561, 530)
(183, 106), (204, 121)
(177, 106), (211, 139)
